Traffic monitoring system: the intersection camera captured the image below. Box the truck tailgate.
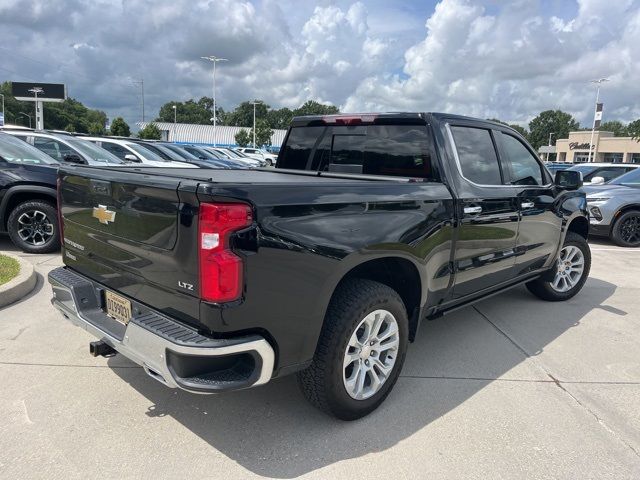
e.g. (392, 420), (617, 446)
(59, 167), (202, 326)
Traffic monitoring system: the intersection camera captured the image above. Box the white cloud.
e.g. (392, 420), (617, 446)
(344, 0), (640, 126)
(1, 0), (639, 128)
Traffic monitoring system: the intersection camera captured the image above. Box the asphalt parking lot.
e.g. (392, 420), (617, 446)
(1, 236), (639, 479)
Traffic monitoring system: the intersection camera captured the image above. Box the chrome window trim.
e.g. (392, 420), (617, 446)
(445, 123), (553, 189)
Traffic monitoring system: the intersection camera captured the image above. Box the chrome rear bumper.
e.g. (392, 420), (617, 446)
(48, 267), (275, 393)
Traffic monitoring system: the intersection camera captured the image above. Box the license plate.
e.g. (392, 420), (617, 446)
(104, 290), (132, 325)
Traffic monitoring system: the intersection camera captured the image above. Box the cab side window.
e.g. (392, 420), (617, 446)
(33, 137), (63, 161)
(451, 126), (502, 185)
(500, 133), (544, 186)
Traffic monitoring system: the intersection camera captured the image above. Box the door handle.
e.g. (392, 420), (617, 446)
(463, 206), (483, 215)
(521, 201), (535, 209)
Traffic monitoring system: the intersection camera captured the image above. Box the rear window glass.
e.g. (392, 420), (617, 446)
(450, 126), (502, 185)
(279, 125), (436, 179)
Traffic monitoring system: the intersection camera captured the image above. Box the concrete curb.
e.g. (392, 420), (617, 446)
(0, 252), (37, 308)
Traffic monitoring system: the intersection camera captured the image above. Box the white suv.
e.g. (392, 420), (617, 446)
(236, 147), (278, 166)
(84, 137), (196, 168)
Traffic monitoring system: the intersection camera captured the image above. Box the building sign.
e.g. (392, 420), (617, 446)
(11, 82), (66, 102)
(594, 103), (603, 129)
(569, 142), (594, 150)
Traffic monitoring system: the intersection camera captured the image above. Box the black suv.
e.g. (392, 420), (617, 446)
(0, 132), (60, 253)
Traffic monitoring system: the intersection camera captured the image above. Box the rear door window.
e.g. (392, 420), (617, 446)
(450, 126), (502, 185)
(279, 124), (436, 179)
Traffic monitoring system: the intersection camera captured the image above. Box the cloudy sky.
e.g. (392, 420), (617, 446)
(2, 0), (639, 129)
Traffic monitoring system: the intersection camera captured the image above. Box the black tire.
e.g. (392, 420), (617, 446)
(611, 210), (640, 247)
(526, 231), (590, 301)
(7, 200), (60, 254)
(297, 279), (409, 420)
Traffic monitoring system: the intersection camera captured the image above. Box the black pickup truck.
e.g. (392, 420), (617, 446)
(48, 113), (590, 420)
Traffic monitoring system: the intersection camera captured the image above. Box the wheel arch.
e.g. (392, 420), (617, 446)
(567, 215), (589, 240)
(327, 256), (423, 342)
(0, 186), (58, 232)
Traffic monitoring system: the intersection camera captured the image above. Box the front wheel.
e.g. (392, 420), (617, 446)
(526, 231), (591, 301)
(297, 279), (409, 420)
(7, 200), (61, 254)
(611, 210), (640, 247)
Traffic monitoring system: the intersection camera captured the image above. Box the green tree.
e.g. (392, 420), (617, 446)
(599, 120), (628, 137)
(156, 97), (221, 125)
(528, 110), (579, 150)
(628, 119), (640, 141)
(251, 119), (273, 147)
(87, 122), (105, 135)
(225, 100), (269, 127)
(293, 100), (340, 117)
(266, 107), (294, 130)
(64, 124), (75, 133)
(110, 117), (131, 137)
(235, 128), (251, 147)
(138, 123), (162, 140)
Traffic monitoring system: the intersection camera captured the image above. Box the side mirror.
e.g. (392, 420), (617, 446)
(555, 170), (583, 190)
(590, 176), (605, 185)
(124, 154), (140, 163)
(63, 153), (86, 165)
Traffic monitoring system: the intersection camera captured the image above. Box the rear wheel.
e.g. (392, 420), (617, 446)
(526, 231), (590, 301)
(7, 200), (60, 254)
(611, 210), (640, 247)
(297, 279), (409, 420)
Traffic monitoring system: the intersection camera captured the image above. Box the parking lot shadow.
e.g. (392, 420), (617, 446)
(109, 277), (618, 478)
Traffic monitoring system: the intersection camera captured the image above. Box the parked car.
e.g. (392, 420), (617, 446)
(586, 168), (640, 247)
(5, 130), (126, 166)
(206, 147), (267, 167)
(49, 113), (590, 420)
(568, 163), (639, 185)
(83, 137), (196, 168)
(544, 162), (573, 173)
(174, 144), (249, 169)
(236, 147), (278, 166)
(0, 132), (60, 253)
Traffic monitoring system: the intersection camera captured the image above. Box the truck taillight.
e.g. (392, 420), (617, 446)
(56, 176), (64, 240)
(198, 202), (253, 303)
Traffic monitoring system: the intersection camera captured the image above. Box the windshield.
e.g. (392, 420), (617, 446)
(126, 143), (167, 161)
(64, 137), (124, 164)
(610, 168), (640, 186)
(163, 144), (199, 160)
(568, 164), (598, 174)
(0, 133), (59, 165)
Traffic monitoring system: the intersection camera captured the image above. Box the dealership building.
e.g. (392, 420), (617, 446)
(553, 130), (640, 163)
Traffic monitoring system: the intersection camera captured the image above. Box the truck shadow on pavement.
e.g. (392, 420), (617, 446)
(110, 278), (620, 478)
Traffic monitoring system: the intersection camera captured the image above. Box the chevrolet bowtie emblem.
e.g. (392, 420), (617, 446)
(92, 205), (116, 225)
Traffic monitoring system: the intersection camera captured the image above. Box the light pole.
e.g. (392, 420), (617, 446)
(28, 87), (44, 129)
(547, 132), (555, 162)
(172, 105), (177, 141)
(19, 112), (32, 128)
(201, 55), (227, 146)
(587, 78), (608, 163)
(250, 100), (262, 148)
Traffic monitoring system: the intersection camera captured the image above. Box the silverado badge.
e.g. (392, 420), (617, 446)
(92, 205), (116, 225)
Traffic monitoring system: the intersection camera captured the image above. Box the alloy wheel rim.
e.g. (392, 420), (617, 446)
(619, 214), (640, 245)
(551, 245), (585, 293)
(17, 210), (54, 246)
(342, 309), (399, 400)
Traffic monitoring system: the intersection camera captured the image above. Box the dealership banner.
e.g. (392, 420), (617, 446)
(594, 103), (603, 129)
(0, 112), (4, 126)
